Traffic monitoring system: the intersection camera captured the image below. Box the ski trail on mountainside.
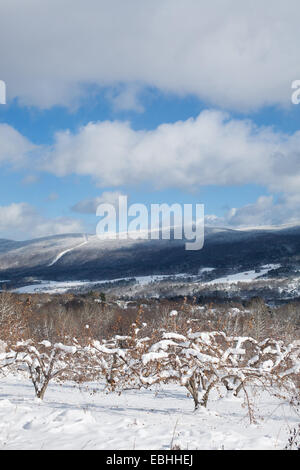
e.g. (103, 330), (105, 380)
(48, 235), (88, 267)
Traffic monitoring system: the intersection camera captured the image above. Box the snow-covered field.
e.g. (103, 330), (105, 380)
(205, 264), (281, 285)
(13, 280), (95, 294)
(0, 376), (297, 450)
(12, 274), (191, 294)
(11, 265), (282, 294)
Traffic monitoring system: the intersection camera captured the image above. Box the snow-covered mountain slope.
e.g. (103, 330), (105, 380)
(0, 225), (300, 283)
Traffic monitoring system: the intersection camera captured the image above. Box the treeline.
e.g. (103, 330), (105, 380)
(0, 291), (299, 345)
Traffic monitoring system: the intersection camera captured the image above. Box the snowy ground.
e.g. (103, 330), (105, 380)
(0, 375), (298, 450)
(11, 265), (281, 294)
(12, 274), (191, 294)
(205, 264), (281, 285)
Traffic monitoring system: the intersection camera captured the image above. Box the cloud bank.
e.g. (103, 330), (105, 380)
(42, 110), (300, 197)
(0, 0), (299, 110)
(2, 110), (300, 233)
(0, 203), (83, 240)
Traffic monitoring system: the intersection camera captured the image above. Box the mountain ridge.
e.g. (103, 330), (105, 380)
(0, 224), (299, 283)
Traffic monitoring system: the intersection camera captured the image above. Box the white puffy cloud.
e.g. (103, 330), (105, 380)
(206, 194), (300, 228)
(108, 84), (144, 113)
(0, 0), (299, 110)
(42, 110), (300, 196)
(0, 124), (35, 166)
(0, 203), (83, 240)
(2, 109), (300, 229)
(72, 191), (126, 214)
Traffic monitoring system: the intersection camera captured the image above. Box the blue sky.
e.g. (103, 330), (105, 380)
(1, 1), (300, 239)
